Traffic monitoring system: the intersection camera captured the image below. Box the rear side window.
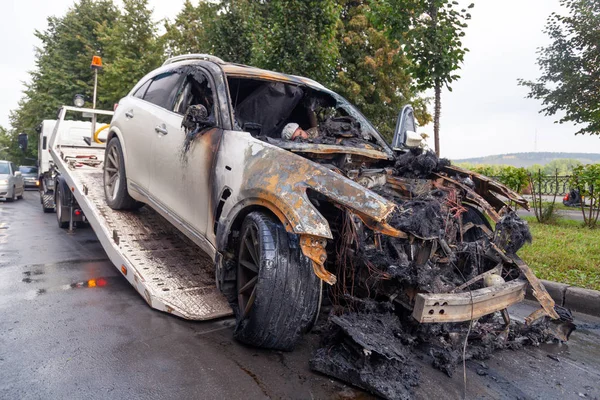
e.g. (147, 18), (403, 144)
(133, 79), (151, 99)
(143, 72), (183, 110)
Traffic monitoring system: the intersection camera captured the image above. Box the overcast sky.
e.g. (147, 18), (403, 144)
(2, 0), (599, 159)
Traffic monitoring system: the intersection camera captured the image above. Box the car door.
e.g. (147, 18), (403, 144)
(148, 66), (222, 246)
(11, 163), (23, 193)
(119, 72), (183, 193)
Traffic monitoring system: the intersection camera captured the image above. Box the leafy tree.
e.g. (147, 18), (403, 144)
(98, 0), (164, 105)
(519, 0), (600, 136)
(255, 0), (340, 85)
(332, 0), (430, 140)
(9, 0), (120, 160)
(375, 0), (473, 155)
(163, 0), (219, 57)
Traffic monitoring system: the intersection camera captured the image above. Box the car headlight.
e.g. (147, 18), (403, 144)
(0, 179), (8, 184)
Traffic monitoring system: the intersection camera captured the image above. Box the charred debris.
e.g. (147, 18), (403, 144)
(266, 102), (570, 397)
(185, 77), (573, 399)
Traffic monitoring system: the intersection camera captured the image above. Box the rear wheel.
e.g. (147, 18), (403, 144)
(104, 137), (142, 210)
(56, 187), (69, 229)
(233, 212), (321, 351)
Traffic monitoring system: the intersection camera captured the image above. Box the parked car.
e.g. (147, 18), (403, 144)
(105, 54), (557, 351)
(18, 165), (39, 188)
(0, 160), (24, 202)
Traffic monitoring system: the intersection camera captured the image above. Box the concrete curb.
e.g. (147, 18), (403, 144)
(525, 280), (600, 317)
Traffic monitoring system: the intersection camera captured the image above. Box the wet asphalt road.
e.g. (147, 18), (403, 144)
(1, 191), (600, 400)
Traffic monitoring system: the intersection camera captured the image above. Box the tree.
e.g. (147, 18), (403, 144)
(9, 0), (120, 160)
(332, 0), (430, 140)
(256, 0), (340, 85)
(98, 0), (164, 105)
(163, 0), (219, 57)
(519, 0), (600, 136)
(375, 0), (473, 155)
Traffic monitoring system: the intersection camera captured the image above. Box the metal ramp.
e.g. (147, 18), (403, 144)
(56, 147), (233, 320)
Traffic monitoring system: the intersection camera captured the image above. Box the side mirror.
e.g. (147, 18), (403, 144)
(391, 105), (420, 150)
(15, 171), (22, 176)
(18, 133), (28, 153)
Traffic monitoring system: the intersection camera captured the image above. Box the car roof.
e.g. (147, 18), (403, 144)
(162, 56), (326, 90)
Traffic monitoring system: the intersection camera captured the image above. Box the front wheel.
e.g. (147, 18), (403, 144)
(233, 212), (321, 351)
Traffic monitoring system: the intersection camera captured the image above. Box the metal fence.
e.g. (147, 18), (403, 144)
(491, 175), (573, 196)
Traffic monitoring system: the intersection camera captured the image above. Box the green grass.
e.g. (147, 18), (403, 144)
(518, 216), (600, 290)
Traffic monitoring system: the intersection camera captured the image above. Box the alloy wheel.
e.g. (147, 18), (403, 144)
(104, 145), (121, 201)
(237, 224), (260, 319)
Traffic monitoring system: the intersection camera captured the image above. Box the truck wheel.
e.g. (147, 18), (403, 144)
(233, 211), (321, 351)
(56, 187), (69, 229)
(104, 137), (142, 210)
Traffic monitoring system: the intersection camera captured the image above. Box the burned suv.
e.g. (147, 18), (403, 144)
(106, 54), (560, 352)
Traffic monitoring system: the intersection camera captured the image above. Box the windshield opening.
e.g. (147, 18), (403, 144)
(226, 77), (391, 154)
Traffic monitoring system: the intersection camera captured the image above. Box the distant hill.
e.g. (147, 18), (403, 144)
(453, 152), (600, 167)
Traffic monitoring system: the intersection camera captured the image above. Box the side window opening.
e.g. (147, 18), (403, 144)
(42, 136), (47, 150)
(143, 72), (184, 110)
(133, 79), (151, 99)
(174, 71), (215, 116)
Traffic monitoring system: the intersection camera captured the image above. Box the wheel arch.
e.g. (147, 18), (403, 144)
(216, 199), (296, 253)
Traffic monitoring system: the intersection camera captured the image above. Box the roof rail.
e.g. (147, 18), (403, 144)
(162, 54), (225, 66)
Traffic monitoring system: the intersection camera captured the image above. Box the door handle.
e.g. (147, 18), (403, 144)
(125, 110), (134, 119)
(155, 124), (168, 135)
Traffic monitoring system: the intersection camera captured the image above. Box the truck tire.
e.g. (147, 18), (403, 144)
(233, 211), (321, 351)
(55, 185), (69, 229)
(103, 137), (142, 210)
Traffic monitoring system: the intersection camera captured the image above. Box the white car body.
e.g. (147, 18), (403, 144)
(0, 161), (24, 201)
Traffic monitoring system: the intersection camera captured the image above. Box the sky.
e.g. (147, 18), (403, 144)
(1, 0), (599, 159)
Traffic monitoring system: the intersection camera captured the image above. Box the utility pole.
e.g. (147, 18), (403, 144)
(90, 56), (103, 140)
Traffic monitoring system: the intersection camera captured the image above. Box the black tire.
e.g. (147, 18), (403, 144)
(55, 186), (69, 229)
(233, 211), (321, 351)
(103, 137), (142, 210)
(461, 205), (493, 242)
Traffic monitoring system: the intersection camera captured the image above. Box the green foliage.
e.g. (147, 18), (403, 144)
(520, 216), (600, 290)
(8, 0), (162, 163)
(498, 166), (529, 193)
(163, 0), (219, 56)
(569, 164), (600, 228)
(9, 0), (120, 162)
(519, 0), (600, 136)
(97, 0), (164, 105)
(331, 0), (430, 140)
(165, 0), (431, 141)
(374, 0), (473, 154)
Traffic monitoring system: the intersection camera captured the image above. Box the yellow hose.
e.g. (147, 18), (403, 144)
(93, 124), (110, 144)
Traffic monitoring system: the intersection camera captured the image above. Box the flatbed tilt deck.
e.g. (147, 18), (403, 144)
(48, 106), (232, 320)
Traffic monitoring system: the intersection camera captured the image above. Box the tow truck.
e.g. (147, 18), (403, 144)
(45, 105), (232, 320)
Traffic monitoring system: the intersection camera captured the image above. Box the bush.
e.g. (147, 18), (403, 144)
(497, 166), (529, 193)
